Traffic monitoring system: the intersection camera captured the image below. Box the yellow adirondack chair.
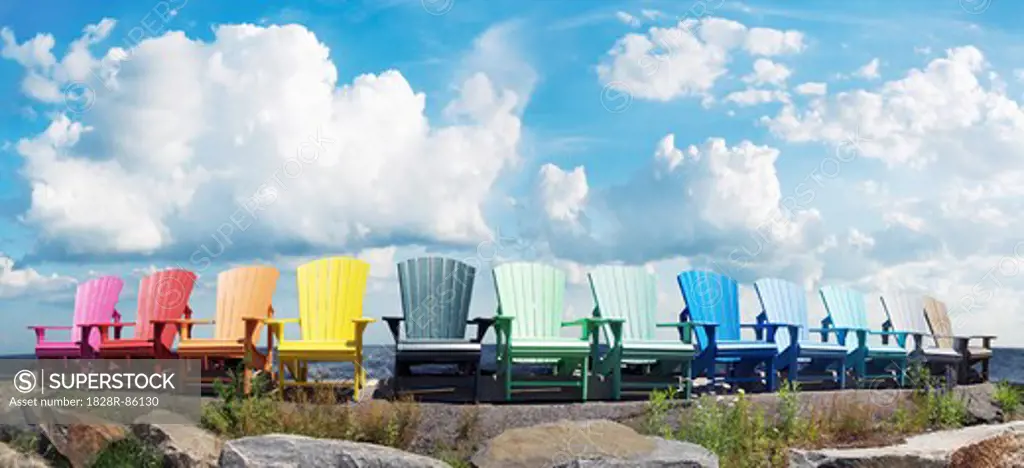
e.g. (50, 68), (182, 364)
(266, 257), (376, 399)
(171, 266), (280, 390)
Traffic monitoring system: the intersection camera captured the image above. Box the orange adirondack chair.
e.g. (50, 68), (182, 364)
(88, 269), (198, 358)
(172, 266), (280, 385)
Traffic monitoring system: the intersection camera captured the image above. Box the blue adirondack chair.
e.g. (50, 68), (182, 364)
(677, 271), (780, 391)
(754, 278), (848, 388)
(818, 285), (908, 386)
(589, 266), (697, 399)
(383, 257), (493, 401)
(879, 291), (961, 385)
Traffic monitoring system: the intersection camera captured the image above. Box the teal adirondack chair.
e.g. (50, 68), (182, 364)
(754, 278), (847, 388)
(818, 285), (908, 386)
(383, 257), (492, 401)
(879, 291), (961, 385)
(493, 262), (606, 401)
(589, 266), (696, 399)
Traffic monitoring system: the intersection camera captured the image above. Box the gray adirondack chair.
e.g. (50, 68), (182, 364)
(589, 265), (695, 399)
(879, 291), (961, 385)
(383, 257), (492, 401)
(922, 295), (995, 383)
(493, 262), (609, 401)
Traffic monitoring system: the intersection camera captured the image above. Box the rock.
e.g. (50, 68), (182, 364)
(132, 410), (221, 467)
(957, 383), (1003, 425)
(471, 419), (717, 468)
(0, 442), (50, 468)
(38, 419), (126, 468)
(789, 421), (1024, 467)
(218, 434), (451, 467)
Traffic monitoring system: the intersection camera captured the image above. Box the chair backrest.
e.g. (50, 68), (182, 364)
(923, 295), (954, 349)
(753, 278), (810, 352)
(493, 262), (566, 340)
(214, 266), (280, 342)
(588, 265), (658, 342)
(818, 285), (872, 351)
(880, 291), (929, 337)
(73, 276), (124, 350)
(677, 270), (741, 349)
(296, 257), (369, 342)
(136, 269), (198, 348)
(397, 256), (475, 340)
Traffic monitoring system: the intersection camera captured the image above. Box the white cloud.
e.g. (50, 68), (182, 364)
(537, 164), (588, 227)
(742, 58), (791, 86)
(0, 256), (76, 299)
(597, 17), (806, 101)
(615, 12), (641, 28)
(854, 57), (880, 79)
(4, 22), (531, 258)
(537, 134), (825, 282)
(724, 89), (789, 106)
(794, 81), (827, 95)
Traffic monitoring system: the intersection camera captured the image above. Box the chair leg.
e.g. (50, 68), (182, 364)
(502, 354), (512, 402)
(765, 357), (777, 393)
(354, 356), (363, 401)
(838, 359), (847, 389)
(982, 358), (990, 382)
(683, 361), (693, 400)
(472, 360), (481, 404)
(581, 356), (590, 401)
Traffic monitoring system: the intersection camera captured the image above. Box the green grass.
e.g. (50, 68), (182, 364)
(90, 436), (164, 468)
(994, 381), (1022, 419)
(642, 369), (971, 468)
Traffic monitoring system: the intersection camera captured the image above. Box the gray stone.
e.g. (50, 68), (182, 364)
(132, 410), (221, 467)
(0, 442), (51, 468)
(956, 383), (1003, 425)
(471, 419), (717, 468)
(789, 421), (1024, 467)
(218, 434), (451, 468)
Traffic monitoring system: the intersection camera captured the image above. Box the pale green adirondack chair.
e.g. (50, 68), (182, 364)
(589, 265), (696, 399)
(493, 262), (609, 401)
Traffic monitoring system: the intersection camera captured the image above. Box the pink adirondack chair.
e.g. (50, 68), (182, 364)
(28, 276), (125, 359)
(87, 269), (198, 359)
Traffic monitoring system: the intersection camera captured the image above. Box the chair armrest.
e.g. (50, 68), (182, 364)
(468, 317), (495, 343)
(970, 335), (997, 339)
(561, 317), (612, 340)
(85, 322), (137, 342)
(153, 318), (214, 340)
(383, 316), (404, 344)
(352, 317), (376, 324)
(657, 321), (718, 328)
(27, 325), (73, 330)
(264, 318), (299, 342)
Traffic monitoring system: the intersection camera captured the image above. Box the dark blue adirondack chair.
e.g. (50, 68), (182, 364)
(754, 278), (848, 388)
(383, 257), (493, 401)
(676, 270), (780, 391)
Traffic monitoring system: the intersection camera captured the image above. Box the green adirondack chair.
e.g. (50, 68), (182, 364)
(493, 262), (608, 401)
(589, 265), (696, 399)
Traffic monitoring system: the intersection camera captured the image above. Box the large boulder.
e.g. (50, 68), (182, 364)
(132, 410), (221, 467)
(790, 421), (1024, 467)
(38, 421), (126, 468)
(470, 419), (717, 468)
(0, 442), (50, 468)
(219, 434), (451, 467)
(956, 383), (1003, 425)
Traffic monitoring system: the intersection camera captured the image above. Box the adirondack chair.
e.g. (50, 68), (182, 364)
(818, 285), (907, 386)
(879, 291), (961, 385)
(29, 276), (124, 359)
(589, 265), (695, 399)
(677, 271), (780, 392)
(383, 257), (493, 401)
(172, 266), (280, 389)
(493, 262), (605, 401)
(87, 269), (198, 359)
(753, 278), (848, 388)
(922, 296), (995, 383)
(265, 257), (375, 400)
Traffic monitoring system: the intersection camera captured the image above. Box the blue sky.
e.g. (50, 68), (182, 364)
(2, 0), (1024, 353)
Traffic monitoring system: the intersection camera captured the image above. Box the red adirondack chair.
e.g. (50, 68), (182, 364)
(85, 269), (198, 359)
(28, 276), (124, 359)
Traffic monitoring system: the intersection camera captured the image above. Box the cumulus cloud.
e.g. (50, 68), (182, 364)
(724, 89), (790, 106)
(0, 256), (76, 299)
(743, 58), (791, 86)
(596, 17), (805, 101)
(3, 22), (531, 260)
(536, 134), (825, 282)
(615, 12), (641, 28)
